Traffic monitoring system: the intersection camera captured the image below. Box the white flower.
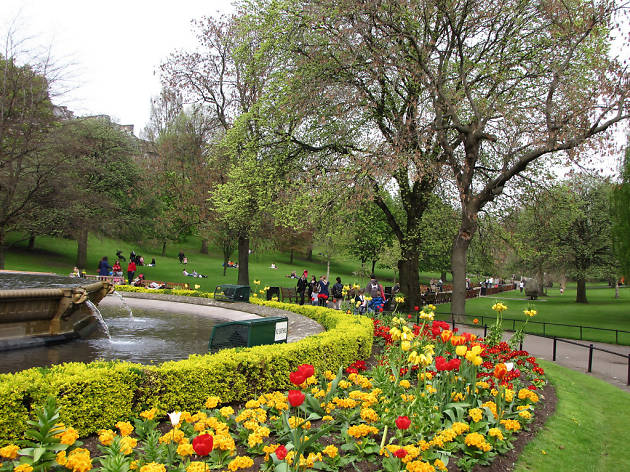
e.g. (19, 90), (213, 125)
(505, 362), (514, 371)
(168, 411), (182, 427)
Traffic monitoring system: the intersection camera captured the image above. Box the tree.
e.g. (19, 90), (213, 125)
(418, 196), (459, 283)
(346, 201), (394, 276)
(561, 177), (615, 303)
(0, 41), (61, 268)
(60, 117), (140, 269)
(612, 144), (630, 280)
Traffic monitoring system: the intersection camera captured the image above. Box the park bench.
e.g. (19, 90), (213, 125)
(280, 287), (297, 303)
(84, 274), (125, 285)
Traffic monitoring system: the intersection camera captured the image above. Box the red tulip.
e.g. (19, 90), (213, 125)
(395, 415), (411, 430)
(192, 434), (213, 456)
(394, 448), (408, 458)
(414, 306), (419, 311)
(288, 389), (305, 407)
(298, 364), (315, 378)
(494, 363), (508, 380)
(275, 444), (288, 460)
(289, 371), (306, 386)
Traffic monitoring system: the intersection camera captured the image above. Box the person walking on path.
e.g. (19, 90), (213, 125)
(98, 257), (111, 276)
(297, 271), (308, 305)
(332, 276), (344, 310)
(519, 280), (524, 293)
(127, 260), (137, 285)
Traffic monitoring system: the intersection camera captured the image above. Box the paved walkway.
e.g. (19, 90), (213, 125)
(453, 323), (630, 393)
(104, 292), (324, 343)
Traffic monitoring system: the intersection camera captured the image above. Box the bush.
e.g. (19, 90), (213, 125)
(0, 296), (372, 444)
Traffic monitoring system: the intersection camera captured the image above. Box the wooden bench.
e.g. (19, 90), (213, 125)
(280, 287), (297, 303)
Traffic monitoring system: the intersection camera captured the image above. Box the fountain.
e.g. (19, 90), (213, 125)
(0, 272), (114, 351)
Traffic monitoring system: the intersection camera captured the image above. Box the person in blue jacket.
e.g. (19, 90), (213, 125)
(97, 256), (111, 276)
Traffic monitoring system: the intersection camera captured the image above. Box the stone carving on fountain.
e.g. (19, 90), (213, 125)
(0, 277), (114, 351)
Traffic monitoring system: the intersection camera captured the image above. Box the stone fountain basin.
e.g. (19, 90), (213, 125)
(0, 277), (113, 351)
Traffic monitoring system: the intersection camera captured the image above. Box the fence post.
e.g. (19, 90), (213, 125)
(451, 316), (455, 331)
(484, 325), (488, 338)
(588, 344), (594, 373)
(519, 340), (523, 351)
(616, 330), (619, 345)
(552, 337), (557, 361)
(579, 326), (582, 340)
(543, 323), (546, 336)
(513, 319), (516, 331)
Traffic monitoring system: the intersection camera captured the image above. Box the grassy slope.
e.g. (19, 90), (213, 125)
(515, 360), (630, 472)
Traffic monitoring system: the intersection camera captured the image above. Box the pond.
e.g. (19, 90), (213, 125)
(0, 302), (222, 374)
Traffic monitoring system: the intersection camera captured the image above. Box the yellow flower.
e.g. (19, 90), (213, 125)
(65, 448), (92, 472)
(98, 429), (115, 446)
(401, 340), (411, 351)
(219, 406), (234, 417)
(492, 302), (508, 313)
(186, 462), (209, 472)
(56, 451), (67, 466)
(115, 421), (134, 437)
(0, 445), (19, 459)
(140, 463), (166, 472)
(468, 408), (483, 423)
(524, 309), (537, 317)
(177, 442), (195, 457)
(399, 379), (411, 389)
(347, 424), (379, 438)
(14, 465), (33, 472)
(488, 428), (504, 441)
(140, 408), (157, 420)
(253, 280), (261, 285)
(323, 444), (338, 458)
(455, 345), (468, 356)
(120, 436), (137, 455)
(227, 456), (254, 471)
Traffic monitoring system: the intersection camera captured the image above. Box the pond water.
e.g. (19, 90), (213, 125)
(0, 303), (220, 374)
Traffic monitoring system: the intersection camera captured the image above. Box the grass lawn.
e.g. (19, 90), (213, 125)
(515, 360), (630, 471)
(434, 287), (630, 345)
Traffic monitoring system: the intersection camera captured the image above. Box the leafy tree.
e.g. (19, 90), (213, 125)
(561, 177), (615, 303)
(418, 196), (459, 282)
(612, 145), (630, 280)
(0, 47), (60, 268)
(346, 201), (394, 276)
(60, 117), (140, 269)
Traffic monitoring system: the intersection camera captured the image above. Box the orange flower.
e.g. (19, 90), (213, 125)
(493, 363), (507, 380)
(473, 318), (479, 325)
(440, 330), (452, 343)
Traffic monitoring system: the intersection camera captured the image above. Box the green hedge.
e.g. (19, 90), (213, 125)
(0, 297), (372, 444)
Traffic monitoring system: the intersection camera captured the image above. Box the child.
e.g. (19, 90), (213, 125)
(355, 289), (367, 315)
(311, 288), (319, 306)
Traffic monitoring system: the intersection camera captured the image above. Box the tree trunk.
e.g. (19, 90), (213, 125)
(201, 239), (209, 254)
(237, 236), (249, 285)
(398, 246), (420, 309)
(306, 247), (313, 261)
(161, 241), (167, 257)
(0, 229), (6, 270)
(76, 226), (88, 270)
(440, 270), (447, 284)
(326, 257), (330, 282)
(28, 234), (36, 250)
(290, 248), (294, 264)
(451, 233), (473, 321)
(537, 266), (545, 296)
(371, 260), (377, 275)
(576, 277), (588, 303)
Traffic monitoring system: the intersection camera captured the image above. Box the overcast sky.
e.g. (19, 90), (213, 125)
(2, 0), (235, 136)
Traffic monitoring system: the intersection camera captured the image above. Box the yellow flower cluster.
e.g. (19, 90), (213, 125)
(205, 395), (221, 409)
(419, 309), (434, 321)
(115, 421), (134, 437)
(14, 465), (33, 472)
(140, 462), (166, 472)
(405, 460), (436, 472)
(381, 444), (421, 463)
(120, 436), (137, 455)
(177, 442), (195, 457)
(227, 456), (254, 471)
(288, 416), (311, 430)
(98, 429), (115, 446)
(500, 419), (521, 431)
(55, 427), (79, 446)
(492, 302), (508, 313)
(468, 407), (483, 423)
(323, 445), (338, 458)
(518, 388), (539, 403)
(360, 407), (379, 423)
(464, 432), (492, 452)
(257, 391), (289, 411)
(347, 424), (379, 438)
(401, 394), (416, 402)
(236, 407), (266, 424)
(429, 422), (469, 448)
(399, 379), (411, 388)
(524, 309), (537, 317)
(159, 428), (185, 445)
(488, 427), (504, 441)
(482, 401), (498, 419)
(65, 448), (92, 472)
(186, 461), (209, 472)
(140, 408), (157, 420)
(333, 397), (358, 409)
(0, 444), (19, 459)
(519, 410), (532, 420)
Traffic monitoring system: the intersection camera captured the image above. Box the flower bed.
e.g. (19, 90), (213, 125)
(0, 304), (548, 472)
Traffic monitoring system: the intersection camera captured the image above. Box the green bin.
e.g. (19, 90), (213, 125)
(214, 284), (250, 302)
(208, 316), (288, 353)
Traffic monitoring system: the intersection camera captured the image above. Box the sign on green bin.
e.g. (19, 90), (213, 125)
(208, 316), (288, 353)
(214, 284), (250, 302)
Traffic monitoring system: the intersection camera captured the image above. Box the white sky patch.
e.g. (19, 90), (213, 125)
(1, 0), (234, 136)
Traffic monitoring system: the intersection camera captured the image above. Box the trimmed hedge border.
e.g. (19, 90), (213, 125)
(0, 293), (373, 444)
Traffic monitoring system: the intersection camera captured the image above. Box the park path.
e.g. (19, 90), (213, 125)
(453, 322), (630, 394)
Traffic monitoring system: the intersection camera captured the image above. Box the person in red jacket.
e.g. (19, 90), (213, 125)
(127, 260), (137, 285)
